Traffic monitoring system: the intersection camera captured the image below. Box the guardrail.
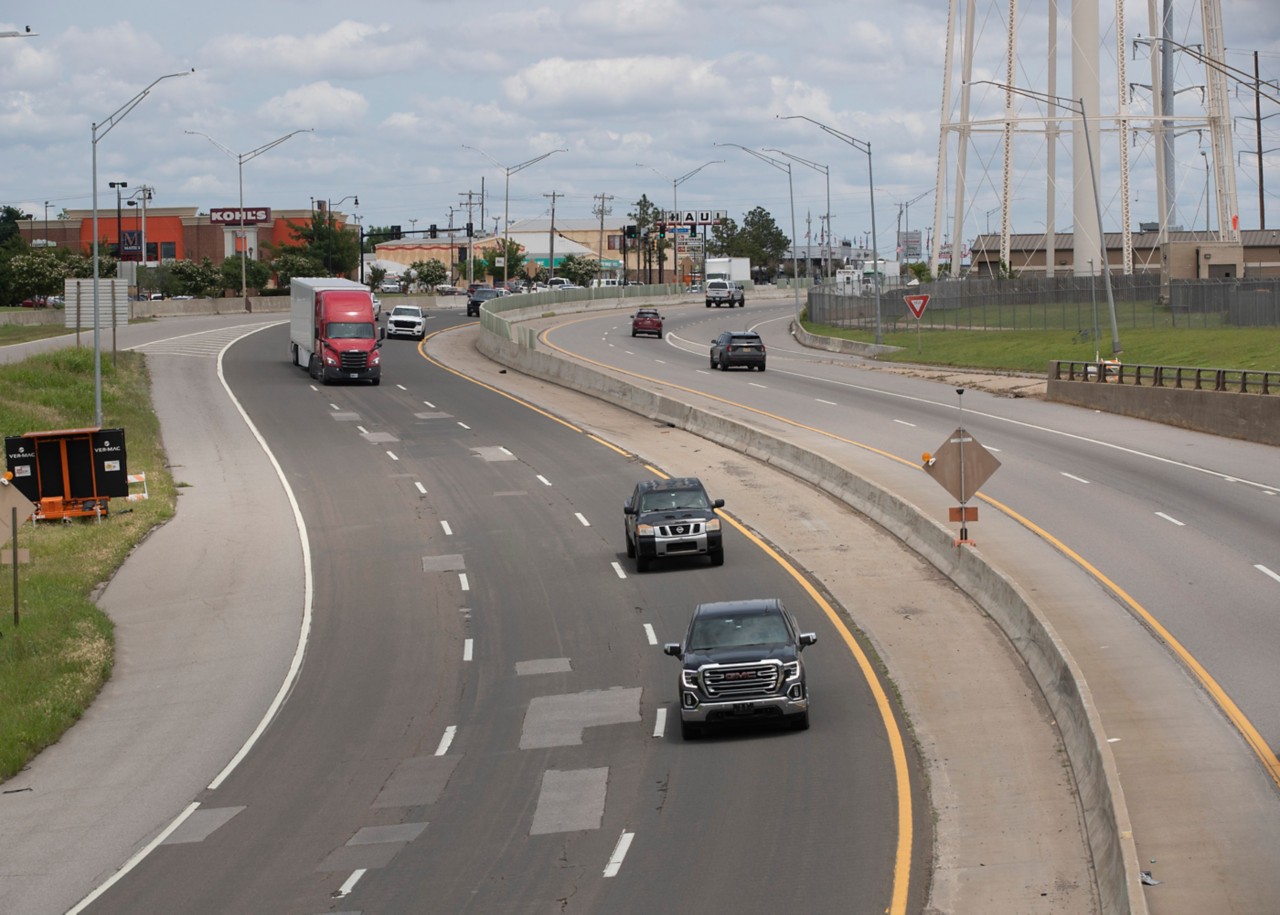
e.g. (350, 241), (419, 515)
(1053, 361), (1280, 395)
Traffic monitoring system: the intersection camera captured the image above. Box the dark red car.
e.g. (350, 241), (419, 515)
(630, 308), (663, 338)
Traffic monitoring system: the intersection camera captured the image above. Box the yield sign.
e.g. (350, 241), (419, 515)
(904, 293), (930, 319)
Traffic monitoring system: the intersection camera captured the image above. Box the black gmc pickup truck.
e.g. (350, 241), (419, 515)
(664, 598), (816, 739)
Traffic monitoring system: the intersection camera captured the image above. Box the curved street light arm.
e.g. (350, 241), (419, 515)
(675, 160), (723, 186)
(95, 70), (193, 143)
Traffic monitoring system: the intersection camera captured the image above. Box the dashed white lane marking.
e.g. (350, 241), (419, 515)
(1061, 472), (1090, 484)
(575, 512), (590, 526)
(441, 520), (453, 536)
(611, 561), (627, 579)
(459, 573), (470, 591)
(337, 869), (366, 897)
(1155, 511), (1185, 526)
(329, 403), (341, 410)
(356, 425), (368, 434)
(643, 623), (657, 645)
(386, 451), (399, 461)
(816, 398), (837, 406)
(458, 422), (471, 430)
(423, 400), (436, 408)
(748, 382), (766, 388)
(463, 638), (473, 661)
(395, 383), (407, 391)
(1256, 564), (1280, 584)
(499, 446), (513, 455)
(653, 708), (667, 738)
(603, 831), (635, 878)
(893, 419), (916, 427)
(435, 726), (457, 756)
(537, 474), (552, 486)
(414, 481), (427, 495)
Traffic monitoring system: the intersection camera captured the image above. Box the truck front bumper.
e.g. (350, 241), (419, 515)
(678, 691), (809, 724)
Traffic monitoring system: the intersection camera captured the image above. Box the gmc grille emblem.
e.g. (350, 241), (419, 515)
(724, 671), (757, 680)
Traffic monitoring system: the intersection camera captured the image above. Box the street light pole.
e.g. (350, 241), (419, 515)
(714, 144), (800, 317)
(186, 128), (313, 311)
(764, 149), (830, 280)
(462, 146), (567, 288)
(777, 114), (882, 343)
(109, 181), (128, 266)
(92, 69), (192, 428)
(327, 195), (358, 277)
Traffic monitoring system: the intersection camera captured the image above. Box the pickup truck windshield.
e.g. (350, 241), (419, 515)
(690, 615), (788, 649)
(640, 490), (711, 512)
(328, 322), (375, 339)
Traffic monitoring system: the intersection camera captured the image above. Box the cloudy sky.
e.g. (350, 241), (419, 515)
(1, 1), (1276, 256)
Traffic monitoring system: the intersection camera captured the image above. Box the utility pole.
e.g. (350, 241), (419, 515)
(593, 192), (614, 283)
(460, 190), (480, 286)
(544, 191), (561, 281)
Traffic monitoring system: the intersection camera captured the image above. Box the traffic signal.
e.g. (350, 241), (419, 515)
(624, 224), (638, 239)
(657, 223), (666, 238)
(391, 225), (402, 240)
(429, 224), (438, 238)
(457, 246), (467, 260)
(466, 222), (474, 237)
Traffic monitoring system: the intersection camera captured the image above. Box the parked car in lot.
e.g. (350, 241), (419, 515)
(623, 477), (724, 572)
(710, 331), (766, 371)
(467, 286), (503, 316)
(630, 308), (663, 338)
(435, 284), (461, 296)
(663, 598), (816, 739)
(385, 304), (426, 340)
(379, 279), (401, 293)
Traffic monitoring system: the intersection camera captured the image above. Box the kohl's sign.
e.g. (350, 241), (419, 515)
(210, 207), (272, 225)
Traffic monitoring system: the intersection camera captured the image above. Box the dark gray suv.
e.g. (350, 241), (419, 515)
(623, 477), (724, 572)
(664, 598), (816, 739)
(710, 331), (766, 371)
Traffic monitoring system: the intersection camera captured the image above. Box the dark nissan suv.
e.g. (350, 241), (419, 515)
(664, 598), (816, 739)
(623, 477), (724, 572)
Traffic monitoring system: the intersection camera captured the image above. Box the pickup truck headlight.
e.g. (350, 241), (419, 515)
(705, 518), (721, 532)
(636, 523), (654, 536)
(783, 660), (801, 681)
(681, 669), (700, 689)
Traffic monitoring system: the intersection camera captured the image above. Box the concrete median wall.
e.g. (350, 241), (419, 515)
(476, 325), (1145, 915)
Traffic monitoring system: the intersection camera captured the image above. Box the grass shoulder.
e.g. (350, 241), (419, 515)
(801, 319), (1280, 375)
(0, 347), (175, 782)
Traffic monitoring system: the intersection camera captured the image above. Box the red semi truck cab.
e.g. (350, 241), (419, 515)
(289, 277), (383, 385)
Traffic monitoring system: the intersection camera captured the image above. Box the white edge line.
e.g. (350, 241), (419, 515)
(338, 868), (367, 897)
(459, 572), (470, 591)
(435, 725), (457, 756)
(653, 707), (667, 738)
(209, 324), (314, 791)
(537, 474), (552, 486)
(1061, 472), (1090, 484)
(1256, 564), (1280, 584)
(643, 623), (657, 645)
(441, 520), (453, 535)
(1155, 511), (1186, 526)
(603, 830), (635, 877)
(68, 802), (202, 913)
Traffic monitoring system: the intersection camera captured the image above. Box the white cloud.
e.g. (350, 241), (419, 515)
(257, 82), (369, 129)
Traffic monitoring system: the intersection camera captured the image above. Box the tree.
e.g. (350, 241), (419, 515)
(367, 265), (388, 291)
(168, 257), (223, 297)
(271, 212), (360, 278)
(271, 250), (325, 289)
(219, 254), (272, 295)
(410, 259), (448, 290)
(706, 208), (789, 278)
(482, 238), (526, 284)
(555, 254), (600, 287)
(8, 251), (69, 302)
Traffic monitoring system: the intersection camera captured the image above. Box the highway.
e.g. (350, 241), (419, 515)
(81, 315), (927, 913)
(539, 300), (1280, 758)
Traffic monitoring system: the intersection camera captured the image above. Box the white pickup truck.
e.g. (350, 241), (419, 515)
(704, 279), (745, 308)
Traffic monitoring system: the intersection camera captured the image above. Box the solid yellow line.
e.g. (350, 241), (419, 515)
(978, 492), (1280, 788)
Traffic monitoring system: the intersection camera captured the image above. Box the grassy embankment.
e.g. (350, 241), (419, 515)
(0, 343), (175, 781)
